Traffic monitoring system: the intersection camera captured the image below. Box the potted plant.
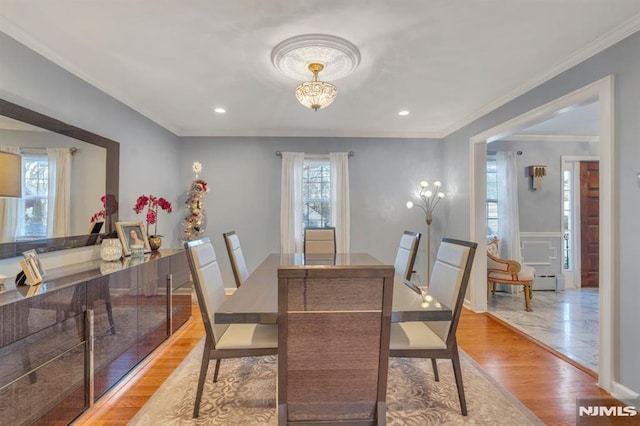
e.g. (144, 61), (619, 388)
(134, 194), (173, 250)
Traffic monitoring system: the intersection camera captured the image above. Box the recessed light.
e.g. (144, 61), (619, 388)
(398, 110), (410, 116)
(214, 107), (226, 114)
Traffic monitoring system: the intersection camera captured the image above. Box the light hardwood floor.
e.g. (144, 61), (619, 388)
(75, 304), (616, 425)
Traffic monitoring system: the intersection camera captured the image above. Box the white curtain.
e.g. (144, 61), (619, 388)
(280, 152), (305, 253)
(0, 146), (21, 242)
(496, 151), (522, 263)
(47, 148), (72, 238)
(330, 152), (350, 253)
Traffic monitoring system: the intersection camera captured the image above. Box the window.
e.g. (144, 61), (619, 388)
(302, 159), (331, 229)
(562, 169), (573, 270)
(486, 154), (498, 237)
(17, 153), (49, 239)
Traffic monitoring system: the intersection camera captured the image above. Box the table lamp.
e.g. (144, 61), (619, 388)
(0, 151), (22, 198)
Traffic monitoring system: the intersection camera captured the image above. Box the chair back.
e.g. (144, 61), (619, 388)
(223, 231), (249, 287)
(277, 264), (394, 423)
(303, 227), (336, 254)
(184, 238), (229, 347)
(424, 238), (477, 346)
(393, 230), (421, 280)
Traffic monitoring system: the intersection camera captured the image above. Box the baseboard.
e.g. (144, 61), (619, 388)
(611, 381), (640, 403)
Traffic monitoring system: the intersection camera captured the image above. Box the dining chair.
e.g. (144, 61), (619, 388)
(393, 230), (422, 281)
(223, 230), (249, 287)
(184, 238), (278, 418)
(303, 227), (336, 254)
(277, 264), (395, 425)
(389, 237), (477, 416)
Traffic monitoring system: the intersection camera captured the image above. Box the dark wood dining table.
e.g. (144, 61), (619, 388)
(214, 253), (452, 324)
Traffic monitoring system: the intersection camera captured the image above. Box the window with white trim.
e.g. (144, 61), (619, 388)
(17, 153), (49, 239)
(302, 159), (331, 229)
(486, 154), (498, 237)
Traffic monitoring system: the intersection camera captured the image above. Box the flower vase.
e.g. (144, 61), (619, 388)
(148, 236), (162, 251)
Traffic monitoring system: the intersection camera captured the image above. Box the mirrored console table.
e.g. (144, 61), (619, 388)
(0, 249), (191, 425)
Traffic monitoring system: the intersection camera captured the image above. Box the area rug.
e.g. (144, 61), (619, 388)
(129, 338), (542, 425)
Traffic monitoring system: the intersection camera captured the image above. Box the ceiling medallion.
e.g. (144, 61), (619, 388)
(271, 34), (361, 110)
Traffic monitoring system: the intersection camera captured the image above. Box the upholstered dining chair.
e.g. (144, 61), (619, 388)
(389, 238), (477, 416)
(303, 227), (336, 255)
(223, 230), (249, 287)
(184, 238), (278, 418)
(393, 230), (422, 281)
(486, 236), (535, 311)
(278, 264), (394, 425)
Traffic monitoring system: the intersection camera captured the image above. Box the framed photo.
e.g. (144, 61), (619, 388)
(23, 249), (46, 278)
(19, 257), (43, 286)
(115, 221), (150, 256)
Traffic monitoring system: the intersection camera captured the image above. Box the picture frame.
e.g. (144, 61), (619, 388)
(19, 257), (43, 286)
(23, 249), (46, 278)
(115, 221), (151, 256)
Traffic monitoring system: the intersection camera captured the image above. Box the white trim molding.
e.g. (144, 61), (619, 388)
(501, 134), (599, 143)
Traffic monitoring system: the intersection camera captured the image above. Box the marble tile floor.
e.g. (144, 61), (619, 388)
(487, 288), (599, 374)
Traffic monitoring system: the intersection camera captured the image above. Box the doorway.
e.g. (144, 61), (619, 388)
(468, 76), (614, 392)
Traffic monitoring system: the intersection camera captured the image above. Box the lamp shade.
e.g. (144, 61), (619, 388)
(0, 151), (22, 198)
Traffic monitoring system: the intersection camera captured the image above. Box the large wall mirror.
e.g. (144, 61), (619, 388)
(0, 98), (119, 259)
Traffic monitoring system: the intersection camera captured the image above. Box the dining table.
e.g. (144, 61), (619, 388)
(214, 252), (452, 325)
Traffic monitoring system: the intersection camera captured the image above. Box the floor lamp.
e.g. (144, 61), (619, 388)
(406, 181), (445, 283)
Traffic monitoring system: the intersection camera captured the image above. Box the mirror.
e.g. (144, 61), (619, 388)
(0, 98), (119, 259)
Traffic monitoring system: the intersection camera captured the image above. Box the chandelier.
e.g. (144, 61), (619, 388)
(295, 63), (337, 111)
(271, 34), (360, 111)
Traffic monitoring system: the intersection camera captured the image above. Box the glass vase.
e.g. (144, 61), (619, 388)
(100, 238), (123, 261)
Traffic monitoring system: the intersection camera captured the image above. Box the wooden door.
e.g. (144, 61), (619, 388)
(580, 161), (599, 287)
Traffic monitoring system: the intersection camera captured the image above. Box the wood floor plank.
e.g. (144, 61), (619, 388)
(74, 305), (619, 425)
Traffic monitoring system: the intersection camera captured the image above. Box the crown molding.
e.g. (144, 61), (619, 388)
(442, 12), (640, 138)
(0, 16), (181, 135)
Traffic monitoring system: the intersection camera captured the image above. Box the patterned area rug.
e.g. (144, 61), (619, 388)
(130, 338), (542, 425)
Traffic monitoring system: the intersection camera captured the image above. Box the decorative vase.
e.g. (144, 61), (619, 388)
(148, 236), (162, 251)
(100, 238), (122, 261)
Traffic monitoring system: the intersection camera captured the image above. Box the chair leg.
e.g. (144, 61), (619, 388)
(431, 358), (440, 382)
(524, 283), (532, 312)
(451, 345), (467, 416)
(213, 359), (222, 382)
(193, 346), (211, 418)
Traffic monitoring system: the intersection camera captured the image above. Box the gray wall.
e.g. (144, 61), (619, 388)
(444, 31), (640, 393)
(490, 140), (599, 232)
(178, 136), (444, 288)
(0, 31), (185, 250)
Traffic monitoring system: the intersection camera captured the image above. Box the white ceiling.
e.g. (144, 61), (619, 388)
(1, 1), (639, 138)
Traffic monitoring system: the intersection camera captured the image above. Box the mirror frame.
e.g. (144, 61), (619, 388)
(0, 98), (119, 259)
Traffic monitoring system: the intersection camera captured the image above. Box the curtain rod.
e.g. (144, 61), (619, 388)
(20, 147), (78, 155)
(275, 150), (354, 157)
(487, 150), (523, 155)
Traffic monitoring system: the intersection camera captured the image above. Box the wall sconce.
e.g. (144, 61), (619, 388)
(528, 165), (546, 191)
(0, 151), (22, 198)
